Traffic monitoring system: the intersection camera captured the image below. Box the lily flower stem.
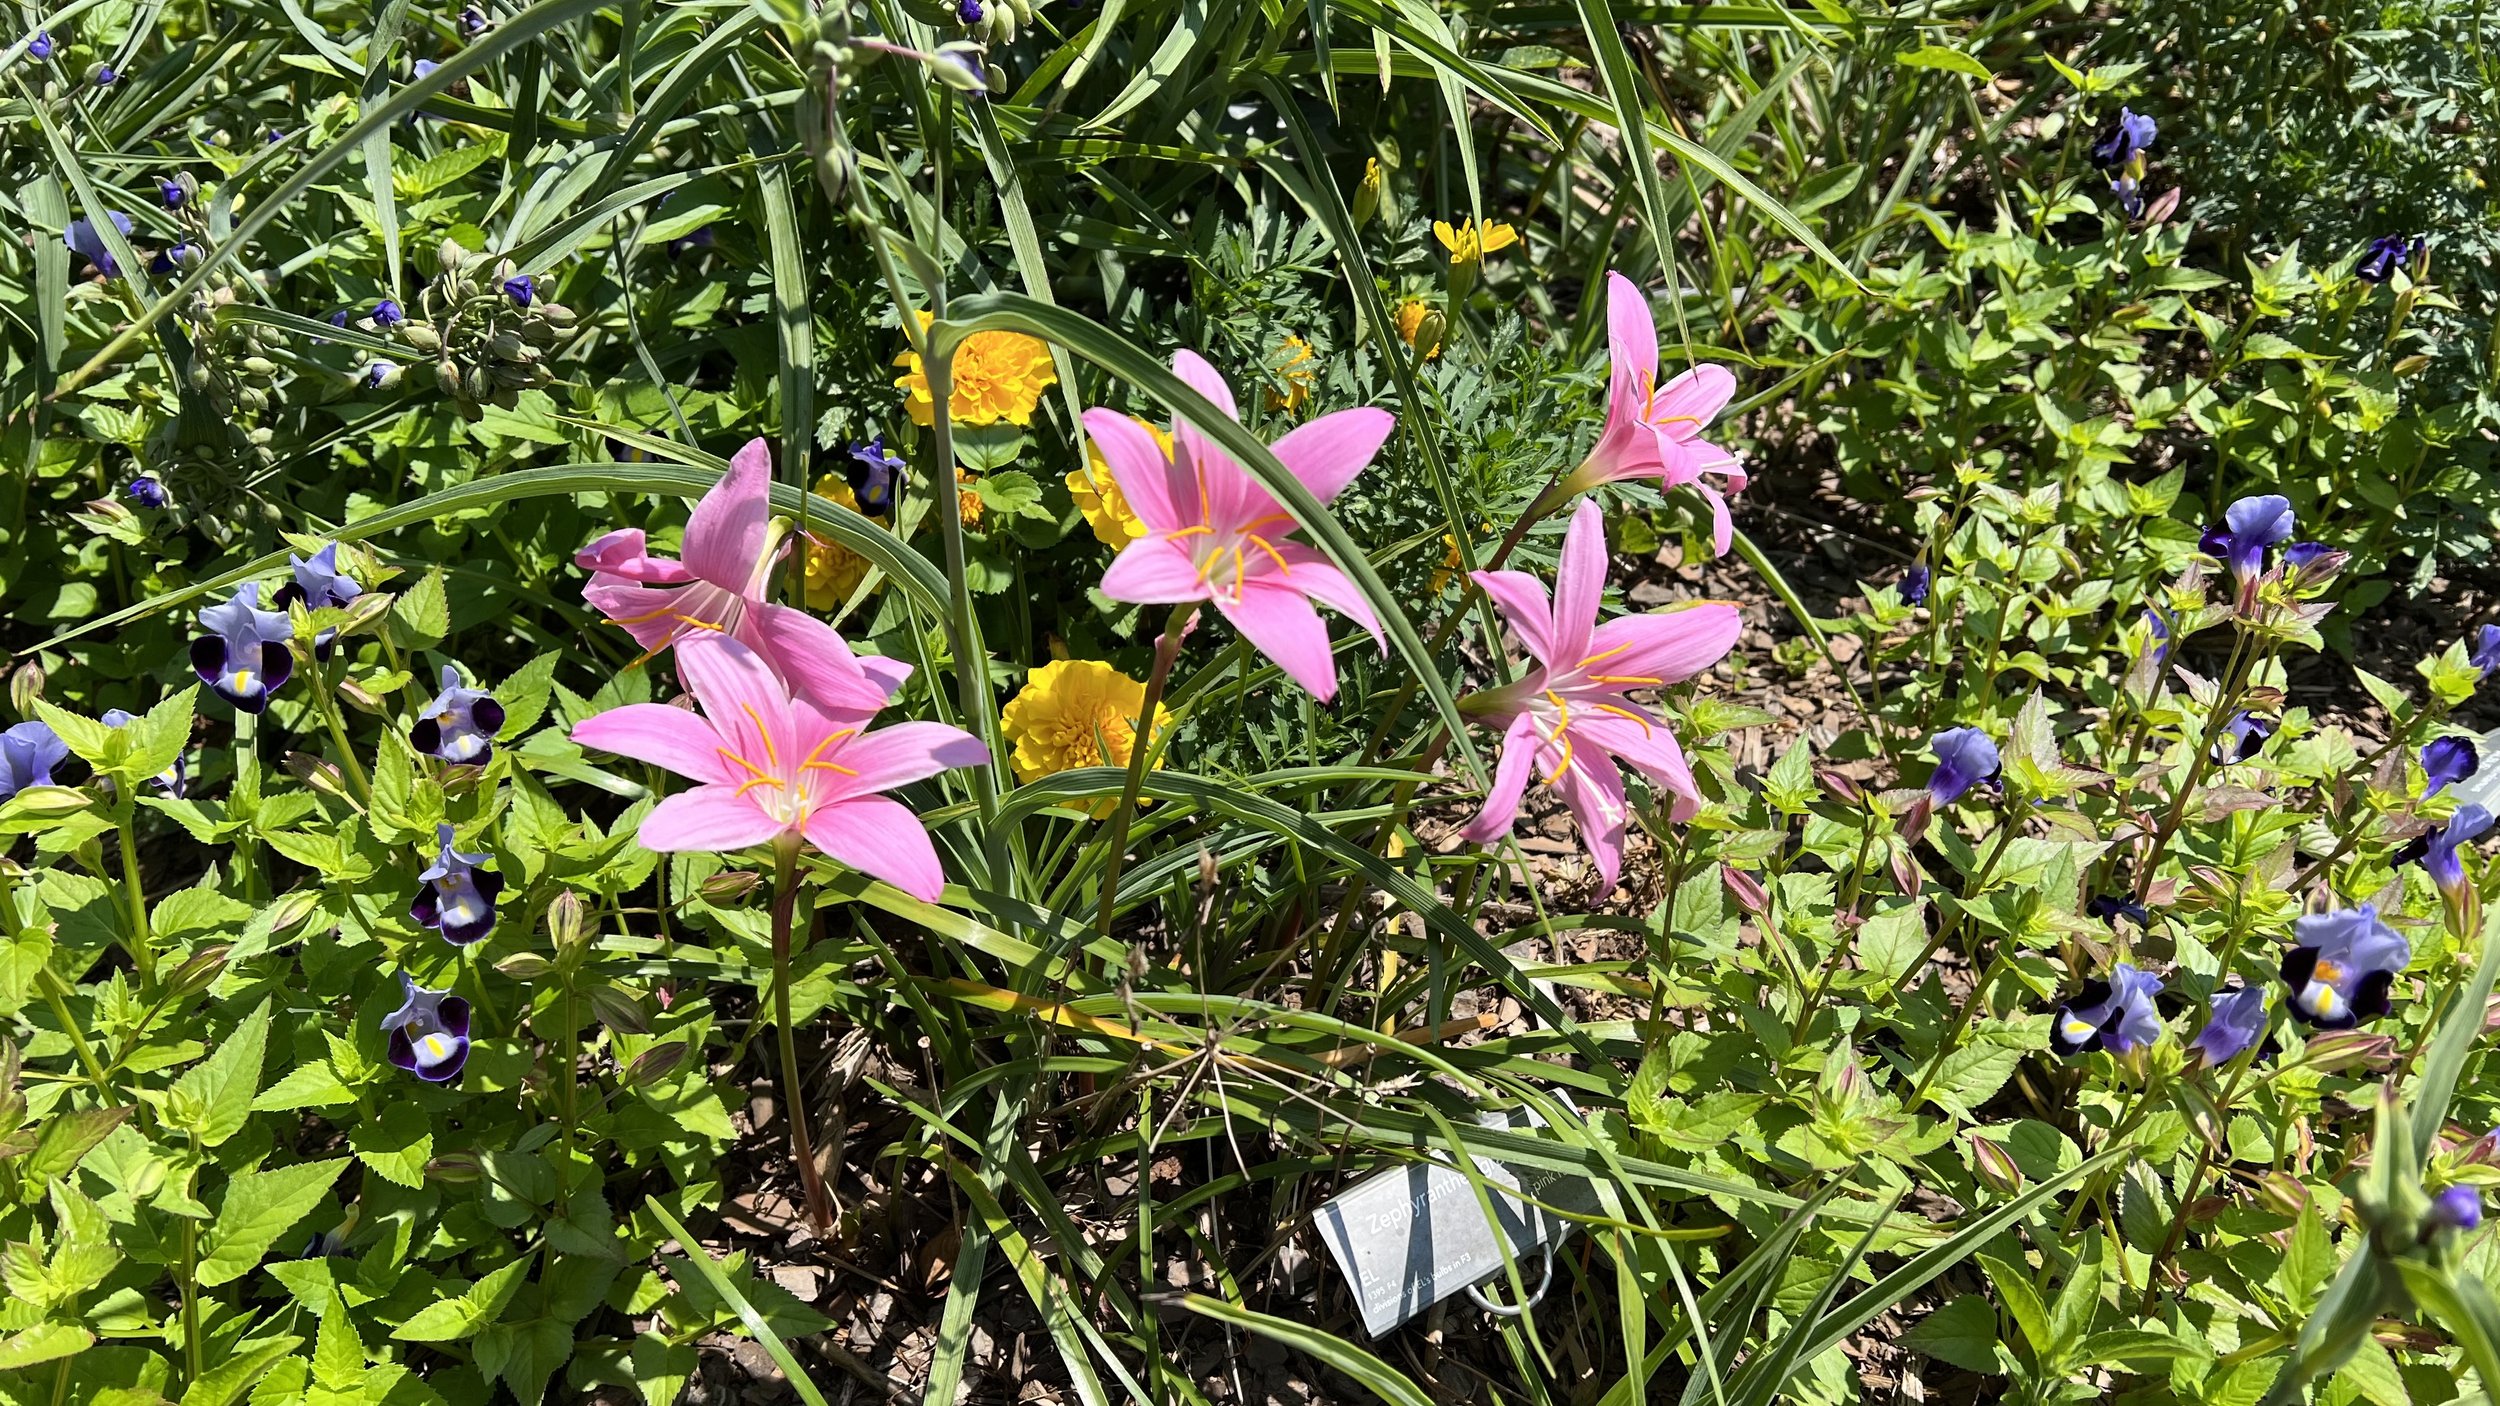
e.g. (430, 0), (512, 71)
(771, 839), (837, 1234)
(113, 801), (153, 988)
(1097, 603), (1196, 941)
(2136, 624), (2260, 900)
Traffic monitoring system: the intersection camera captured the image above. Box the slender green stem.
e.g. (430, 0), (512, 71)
(231, 707), (262, 901)
(1096, 603), (1195, 940)
(179, 1168), (202, 1388)
(35, 970), (109, 1091)
(2135, 626), (2266, 898)
(308, 658), (373, 805)
(770, 838), (836, 1233)
(113, 802), (153, 988)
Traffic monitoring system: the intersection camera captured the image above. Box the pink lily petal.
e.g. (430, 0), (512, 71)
(1269, 407), (1394, 505)
(1219, 580), (1339, 701)
(816, 721), (990, 799)
(1649, 365), (1737, 438)
(1471, 570), (1555, 660)
(577, 529), (695, 584)
(744, 603), (891, 720)
(682, 437), (773, 591)
(1548, 499), (1609, 666)
(1551, 751), (1630, 888)
(640, 787), (785, 851)
(1101, 536), (1215, 604)
(1171, 348), (1240, 422)
(1269, 545), (1385, 650)
(1574, 710), (1705, 821)
(570, 703), (739, 785)
(1605, 272), (1658, 431)
(1082, 408), (1195, 531)
(803, 795), (947, 903)
(674, 632), (795, 768)
(1581, 602), (1743, 688)
(858, 653), (914, 700)
(1697, 483), (1734, 558)
(1461, 712), (1540, 844)
(583, 578), (700, 652)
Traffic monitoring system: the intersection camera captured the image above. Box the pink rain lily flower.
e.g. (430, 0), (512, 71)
(1459, 498), (1742, 887)
(1558, 271), (1747, 556)
(571, 633), (988, 902)
(1082, 351), (1394, 702)
(578, 437), (909, 717)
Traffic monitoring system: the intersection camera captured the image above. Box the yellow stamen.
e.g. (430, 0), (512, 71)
(1167, 524), (1216, 541)
(1586, 674), (1667, 686)
(717, 748), (772, 782)
(1593, 703), (1653, 736)
(671, 613), (730, 633)
(607, 600), (684, 627)
(799, 729), (860, 777)
(740, 704), (780, 768)
(1244, 533), (1292, 576)
(734, 775), (784, 798)
(1578, 642), (1635, 668)
(1546, 735), (1576, 783)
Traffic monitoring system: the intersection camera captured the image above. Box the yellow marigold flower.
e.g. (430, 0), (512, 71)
(1000, 659), (1172, 815)
(955, 466), (983, 529)
(1264, 334), (1319, 414)
(1394, 298), (1442, 360)
(1431, 532), (1464, 593)
(803, 474), (876, 609)
(892, 310), (1058, 428)
(1070, 415), (1171, 548)
(1433, 218), (1518, 266)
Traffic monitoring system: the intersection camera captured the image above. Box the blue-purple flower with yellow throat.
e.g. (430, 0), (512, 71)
(2397, 803), (2492, 935)
(2051, 963), (2164, 1055)
(1898, 563), (1930, 607)
(412, 823), (501, 946)
(272, 542), (362, 658)
(190, 583), (294, 712)
(2188, 985), (2267, 1066)
(408, 664), (502, 765)
(2424, 737), (2480, 798)
(126, 475), (170, 511)
(0, 723), (68, 801)
(101, 709), (187, 797)
(2090, 108), (2157, 171)
(1927, 728), (2000, 806)
(64, 212), (134, 279)
(846, 437), (907, 518)
(2474, 625), (2500, 675)
(381, 973), (471, 1082)
(2200, 495), (2294, 591)
(2358, 235), (2425, 285)
(2281, 904), (2409, 1029)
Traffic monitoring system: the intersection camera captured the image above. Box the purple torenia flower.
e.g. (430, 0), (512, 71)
(380, 973), (471, 1082)
(502, 274), (534, 306)
(1898, 563), (1930, 607)
(458, 4), (488, 34)
(2213, 711), (2274, 765)
(2282, 904), (2409, 1029)
(100, 708), (187, 796)
(273, 542), (362, 657)
(0, 723), (68, 800)
(2051, 963), (2164, 1055)
(2359, 235), (2424, 285)
(64, 212), (135, 279)
(411, 823), (501, 946)
(125, 476), (168, 508)
(2473, 625), (2500, 674)
(2086, 894), (2151, 926)
(372, 298), (404, 327)
(190, 583), (294, 712)
(26, 31), (52, 58)
(2425, 737), (2480, 798)
(1927, 728), (2000, 806)
(408, 664), (502, 764)
(2200, 495), (2294, 589)
(91, 63), (114, 85)
(2396, 803), (2493, 908)
(2189, 986), (2268, 1066)
(846, 436), (906, 517)
(148, 241), (197, 276)
(2090, 108), (2157, 170)
(2433, 1185), (2484, 1232)
(2142, 607), (2172, 664)
(666, 225), (715, 258)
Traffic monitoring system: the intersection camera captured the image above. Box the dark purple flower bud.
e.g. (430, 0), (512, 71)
(408, 663), (503, 764)
(2473, 625), (2500, 674)
(2110, 173), (2145, 220)
(26, 31), (52, 58)
(2142, 606), (2172, 664)
(381, 972), (471, 1081)
(1897, 563), (1930, 606)
(2086, 894), (2151, 926)
(156, 176), (185, 208)
(2393, 804), (2492, 902)
(364, 360), (398, 389)
(1926, 727), (2000, 806)
(2432, 1185), (2483, 1232)
(148, 241), (197, 276)
(2188, 985), (2268, 1066)
(502, 274), (534, 306)
(2089, 107), (2157, 170)
(64, 211), (135, 279)
(0, 722), (68, 800)
(666, 225), (716, 258)
(845, 436), (907, 517)
(2281, 904), (2410, 1029)
(459, 4), (488, 34)
(327, 309), (350, 328)
(2213, 711), (2274, 765)
(2051, 963), (2164, 1055)
(2425, 737), (2480, 798)
(2200, 494), (2294, 586)
(124, 476), (168, 509)
(2283, 541), (2347, 588)
(411, 823), (501, 946)
(2359, 234), (2415, 285)
(372, 298), (404, 327)
(958, 0), (983, 20)
(91, 63), (114, 85)
(266, 127), (286, 144)
(189, 582), (294, 712)
(100, 708), (187, 796)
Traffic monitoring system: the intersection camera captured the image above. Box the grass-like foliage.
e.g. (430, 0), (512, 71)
(1, 0), (2498, 1400)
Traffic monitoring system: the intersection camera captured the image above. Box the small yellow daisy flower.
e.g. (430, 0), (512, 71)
(1069, 415), (1173, 548)
(1431, 532), (1464, 594)
(1000, 659), (1174, 815)
(1265, 334), (1319, 414)
(803, 474), (877, 609)
(1394, 298), (1441, 360)
(1432, 218), (1518, 266)
(954, 466), (984, 529)
(892, 310), (1059, 428)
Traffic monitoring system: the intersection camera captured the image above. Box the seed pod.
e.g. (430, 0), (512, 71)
(495, 951), (556, 980)
(489, 330), (526, 360)
(620, 1040), (690, 1089)
(2255, 1169), (2311, 1217)
(437, 237), (467, 274)
(400, 323), (443, 354)
(548, 890), (592, 955)
(1970, 1135), (2024, 1194)
(2306, 1029), (2396, 1073)
(241, 356), (279, 377)
(521, 321), (558, 349)
(9, 663), (45, 716)
(588, 982), (652, 1035)
(462, 365), (491, 401)
(425, 1152), (485, 1184)
(537, 302), (576, 330)
(701, 869), (762, 903)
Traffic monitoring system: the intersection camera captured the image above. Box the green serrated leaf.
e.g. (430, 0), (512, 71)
(198, 1159), (349, 1287)
(166, 998), (269, 1148)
